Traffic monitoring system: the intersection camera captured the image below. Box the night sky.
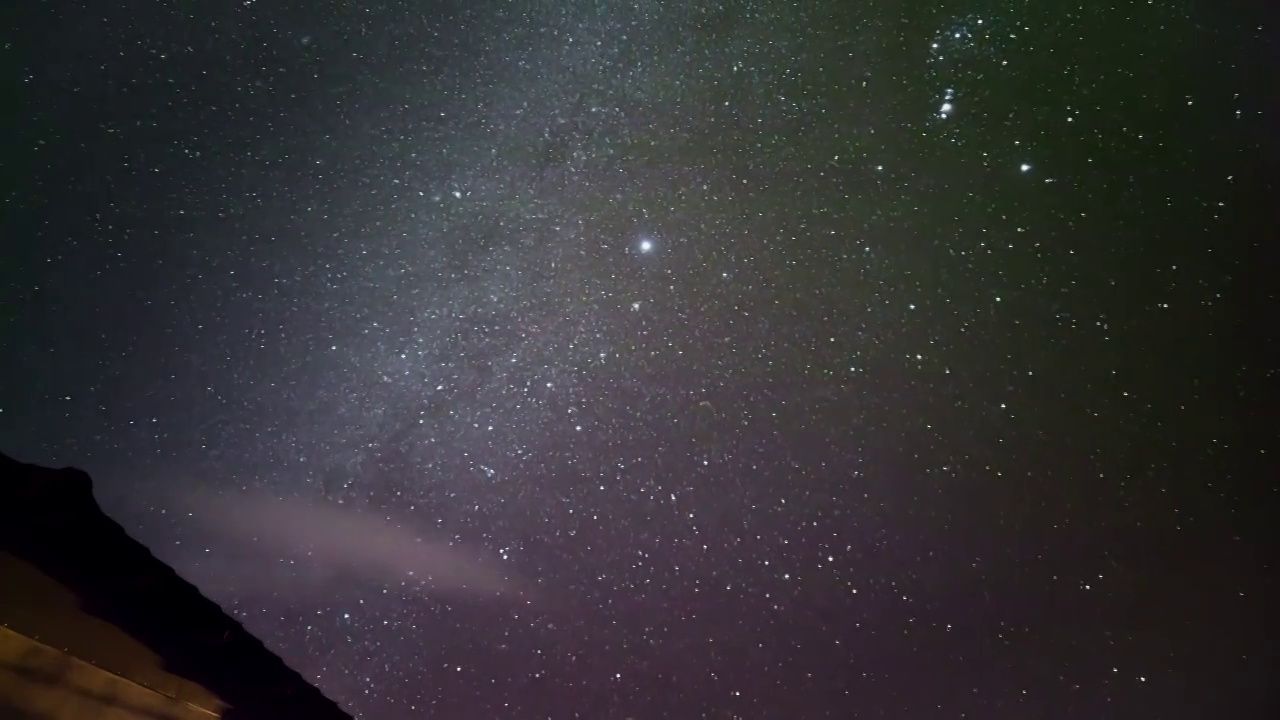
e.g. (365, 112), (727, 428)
(3, 1), (1274, 719)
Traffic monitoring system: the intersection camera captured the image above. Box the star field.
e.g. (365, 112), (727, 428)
(3, 1), (1273, 718)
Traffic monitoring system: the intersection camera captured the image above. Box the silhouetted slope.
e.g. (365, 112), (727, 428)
(0, 453), (352, 720)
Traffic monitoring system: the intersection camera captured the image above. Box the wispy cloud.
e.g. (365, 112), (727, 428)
(178, 490), (525, 601)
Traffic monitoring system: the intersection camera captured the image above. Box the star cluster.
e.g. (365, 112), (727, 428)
(3, 1), (1271, 719)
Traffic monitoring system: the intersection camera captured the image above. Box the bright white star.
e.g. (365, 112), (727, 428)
(638, 239), (654, 253)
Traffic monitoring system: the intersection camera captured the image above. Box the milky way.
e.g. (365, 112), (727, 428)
(5, 1), (1272, 718)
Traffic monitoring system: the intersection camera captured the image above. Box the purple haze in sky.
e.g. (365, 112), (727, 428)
(175, 490), (528, 602)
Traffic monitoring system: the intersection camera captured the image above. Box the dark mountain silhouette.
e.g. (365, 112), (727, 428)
(0, 452), (352, 720)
